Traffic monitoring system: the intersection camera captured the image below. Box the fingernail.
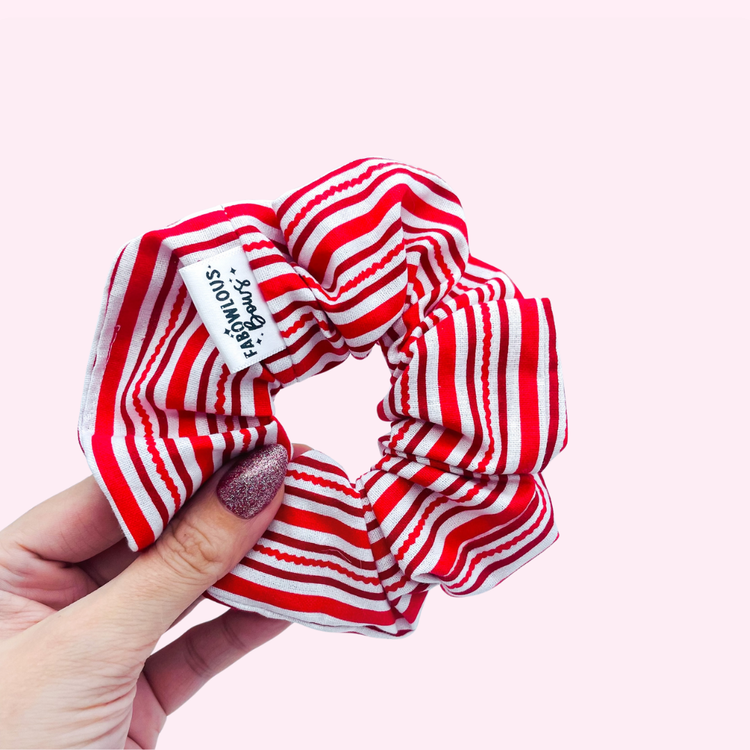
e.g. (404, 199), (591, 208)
(217, 444), (288, 519)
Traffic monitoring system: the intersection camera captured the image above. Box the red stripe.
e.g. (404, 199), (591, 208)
(91, 435), (156, 547)
(213, 572), (401, 627)
(476, 303), (496, 474)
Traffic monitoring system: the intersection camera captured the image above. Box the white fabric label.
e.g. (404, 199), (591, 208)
(179, 246), (286, 374)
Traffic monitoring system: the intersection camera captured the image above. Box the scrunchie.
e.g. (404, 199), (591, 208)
(78, 157), (568, 638)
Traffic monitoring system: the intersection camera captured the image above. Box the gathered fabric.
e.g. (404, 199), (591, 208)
(78, 157), (568, 637)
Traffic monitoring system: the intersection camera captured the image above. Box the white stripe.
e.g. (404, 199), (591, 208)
(552, 328), (567, 460)
(532, 298), (551, 474)
(486, 303), (503, 473)
(282, 491), (365, 530)
(238, 547), (380, 592)
(228, 561), (393, 611)
(504, 299), (523, 474)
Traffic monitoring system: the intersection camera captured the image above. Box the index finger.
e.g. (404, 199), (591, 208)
(0, 476), (124, 563)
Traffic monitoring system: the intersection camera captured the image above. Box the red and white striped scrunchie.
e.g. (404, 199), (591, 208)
(78, 157), (568, 638)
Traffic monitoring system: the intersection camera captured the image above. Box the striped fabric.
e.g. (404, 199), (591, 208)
(78, 157), (568, 637)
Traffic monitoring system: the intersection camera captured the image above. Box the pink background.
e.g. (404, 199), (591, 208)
(0, 4), (747, 748)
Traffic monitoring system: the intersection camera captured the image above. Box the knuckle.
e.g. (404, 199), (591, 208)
(153, 516), (223, 583)
(0, 537), (28, 582)
(221, 614), (250, 654)
(0, 536), (11, 573)
(183, 629), (214, 680)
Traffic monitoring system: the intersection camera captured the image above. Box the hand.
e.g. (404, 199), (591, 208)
(0, 443), (309, 749)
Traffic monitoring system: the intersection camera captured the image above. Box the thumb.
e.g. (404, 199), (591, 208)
(83, 443), (289, 652)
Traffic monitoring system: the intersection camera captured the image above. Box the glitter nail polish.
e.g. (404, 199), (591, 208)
(217, 444), (288, 519)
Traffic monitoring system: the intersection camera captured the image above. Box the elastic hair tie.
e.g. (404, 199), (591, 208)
(78, 157), (568, 638)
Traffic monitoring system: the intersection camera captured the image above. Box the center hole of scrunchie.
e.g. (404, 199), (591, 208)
(274, 353), (391, 481)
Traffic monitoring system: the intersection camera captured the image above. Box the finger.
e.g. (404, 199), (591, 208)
(156, 440), (311, 630)
(85, 443), (310, 624)
(143, 609), (291, 715)
(0, 536), (199, 618)
(70, 440), (310, 587)
(137, 443), (309, 631)
(0, 589), (55, 639)
(81, 444), (290, 653)
(0, 476), (123, 564)
(0, 445), (310, 570)
(77, 537), (139, 587)
(80, 533), (205, 630)
(0, 478), (127, 611)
